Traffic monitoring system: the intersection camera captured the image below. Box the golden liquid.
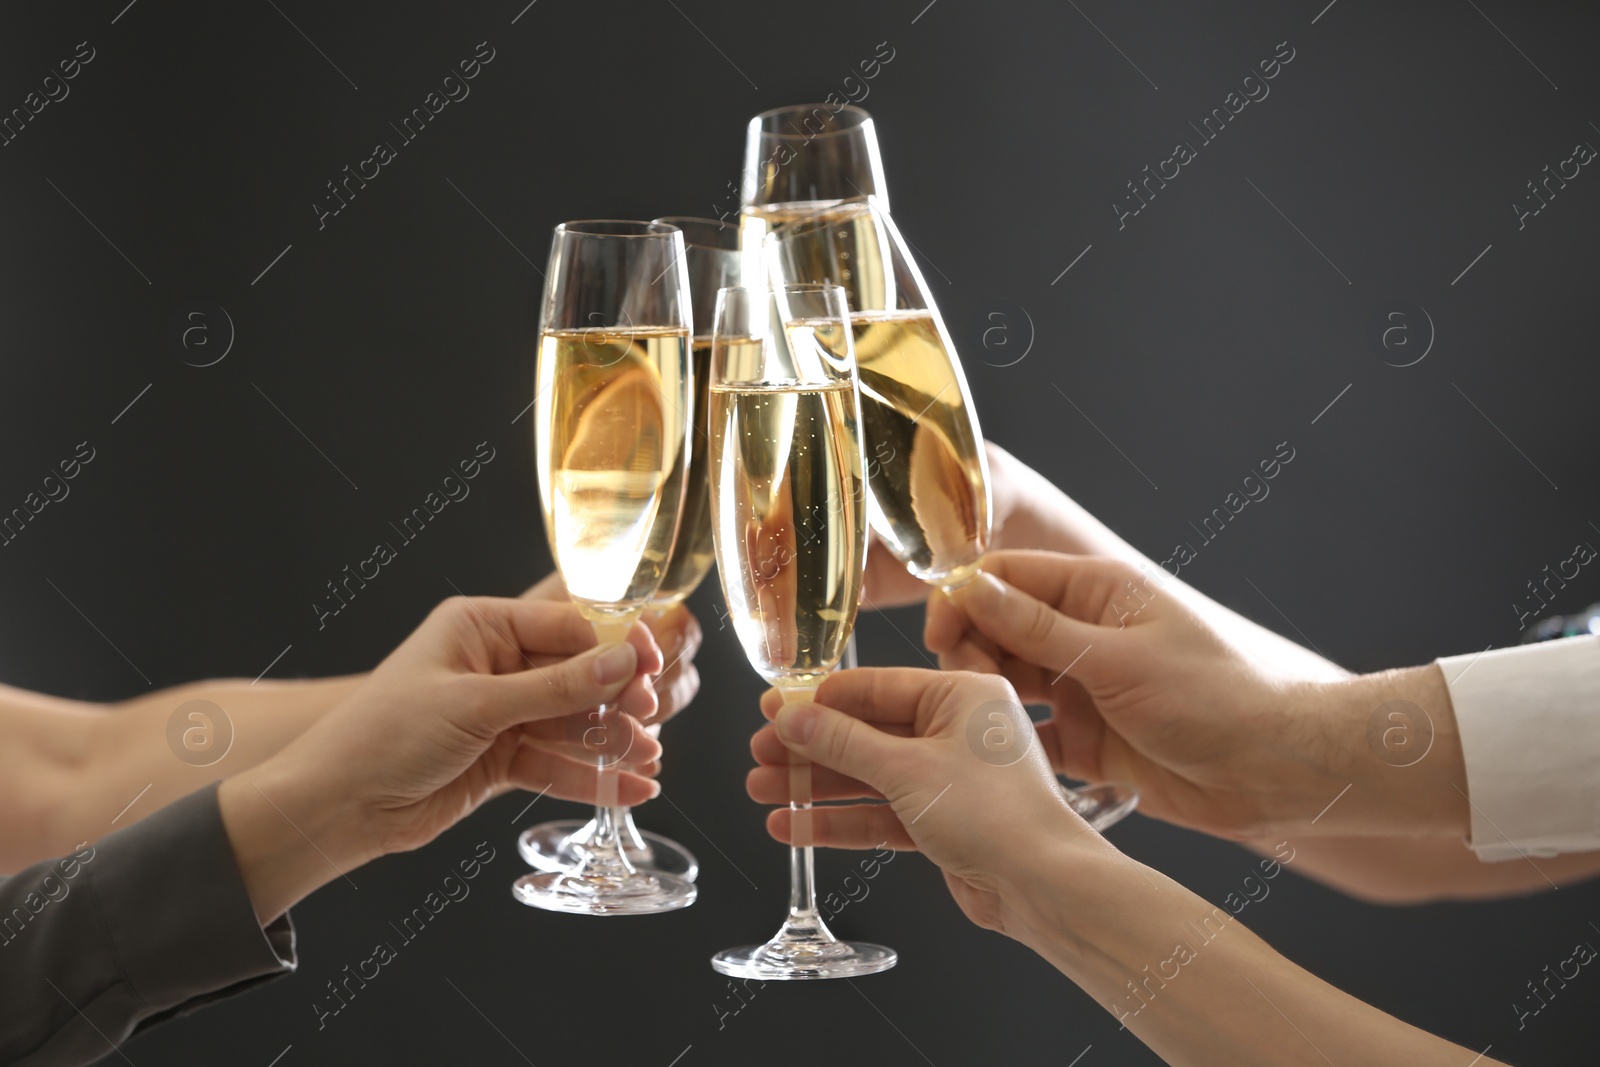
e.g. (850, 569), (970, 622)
(535, 327), (690, 625)
(737, 201), (849, 288)
(652, 337), (716, 605)
(709, 380), (864, 687)
(837, 310), (990, 587)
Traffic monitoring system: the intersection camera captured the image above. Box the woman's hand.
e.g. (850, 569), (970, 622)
(522, 571), (702, 726)
(925, 551), (1468, 840)
(747, 664), (1505, 1067)
(219, 595), (664, 922)
(747, 667), (1107, 935)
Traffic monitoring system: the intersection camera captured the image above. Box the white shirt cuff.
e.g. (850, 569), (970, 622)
(1439, 635), (1600, 862)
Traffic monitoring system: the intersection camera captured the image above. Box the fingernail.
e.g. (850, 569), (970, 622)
(954, 571), (1005, 607)
(978, 571), (1007, 598)
(593, 642), (636, 684)
(776, 704), (818, 745)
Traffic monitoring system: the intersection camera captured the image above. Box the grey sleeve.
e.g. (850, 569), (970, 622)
(0, 782), (297, 1066)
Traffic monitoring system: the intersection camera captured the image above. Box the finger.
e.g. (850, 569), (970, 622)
(516, 711), (663, 764)
(766, 806), (916, 851)
(750, 721), (911, 766)
(643, 661), (699, 727)
(505, 746), (661, 806)
(772, 697), (918, 788)
(923, 586), (968, 655)
(519, 571), (570, 602)
(471, 640), (644, 730)
(983, 651), (1054, 707)
(512, 741), (659, 776)
(760, 667), (958, 727)
(435, 597), (597, 675)
(460, 596), (665, 678)
(978, 551), (1167, 630)
(862, 536), (930, 609)
(623, 619), (665, 678)
(747, 764), (883, 804)
(643, 604), (702, 673)
(938, 635), (1002, 676)
(946, 568), (1105, 678)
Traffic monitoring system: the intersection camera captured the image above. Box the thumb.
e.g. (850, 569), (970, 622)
(773, 701), (908, 795)
(472, 641), (642, 731)
(949, 571), (1101, 677)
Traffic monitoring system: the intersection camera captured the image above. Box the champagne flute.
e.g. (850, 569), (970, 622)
(740, 104), (886, 677)
(707, 283), (895, 980)
(767, 198), (1139, 831)
(738, 103), (886, 288)
(512, 220), (697, 916)
(518, 218), (739, 882)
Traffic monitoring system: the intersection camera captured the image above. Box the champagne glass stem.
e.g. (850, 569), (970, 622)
(581, 619), (636, 869)
(588, 738), (626, 855)
(781, 682), (827, 937)
(787, 760), (818, 923)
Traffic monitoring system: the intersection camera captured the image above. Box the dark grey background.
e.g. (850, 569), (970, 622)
(3, 0), (1597, 1063)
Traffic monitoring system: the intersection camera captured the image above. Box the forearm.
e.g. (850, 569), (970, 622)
(0, 786), (295, 1066)
(7, 675), (361, 870)
(1005, 843), (1507, 1067)
(217, 757), (368, 925)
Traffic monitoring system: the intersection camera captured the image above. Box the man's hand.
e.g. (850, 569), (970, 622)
(925, 551), (1468, 840)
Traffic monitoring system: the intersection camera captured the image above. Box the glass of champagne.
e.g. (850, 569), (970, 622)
(767, 198), (1139, 831)
(518, 218), (739, 882)
(707, 283), (896, 980)
(738, 103), (886, 288)
(512, 220), (697, 916)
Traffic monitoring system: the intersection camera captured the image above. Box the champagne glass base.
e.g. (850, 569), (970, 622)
(512, 869), (696, 917)
(1063, 780), (1139, 832)
(711, 939), (897, 981)
(518, 820), (701, 881)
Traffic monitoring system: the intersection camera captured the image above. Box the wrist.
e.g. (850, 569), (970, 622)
(218, 753), (370, 924)
(1295, 664), (1468, 837)
(998, 836), (1252, 1000)
(992, 820), (1135, 960)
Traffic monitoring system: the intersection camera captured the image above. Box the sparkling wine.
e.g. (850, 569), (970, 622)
(829, 309), (989, 587)
(535, 326), (690, 623)
(738, 201), (849, 287)
(709, 376), (864, 688)
(652, 337), (716, 605)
